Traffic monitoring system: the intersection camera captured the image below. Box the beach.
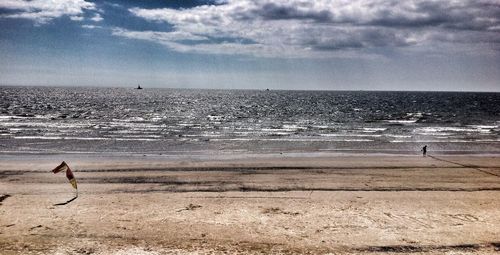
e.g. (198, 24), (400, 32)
(2, 0), (500, 253)
(1, 153), (499, 254)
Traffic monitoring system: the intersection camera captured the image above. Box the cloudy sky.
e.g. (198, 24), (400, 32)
(1, 0), (499, 91)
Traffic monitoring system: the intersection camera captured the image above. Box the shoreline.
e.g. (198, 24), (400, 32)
(1, 149), (500, 158)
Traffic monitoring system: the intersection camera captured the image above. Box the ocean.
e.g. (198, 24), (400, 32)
(1, 86), (499, 155)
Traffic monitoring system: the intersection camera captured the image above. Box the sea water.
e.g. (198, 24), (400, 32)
(1, 86), (499, 155)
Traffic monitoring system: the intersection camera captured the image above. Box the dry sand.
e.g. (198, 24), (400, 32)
(0, 154), (499, 254)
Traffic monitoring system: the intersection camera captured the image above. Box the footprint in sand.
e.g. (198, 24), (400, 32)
(29, 225), (43, 231)
(447, 214), (480, 223)
(383, 213), (432, 229)
(261, 207), (300, 216)
(176, 203), (202, 212)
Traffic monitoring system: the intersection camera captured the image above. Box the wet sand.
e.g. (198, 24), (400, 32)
(0, 154), (499, 254)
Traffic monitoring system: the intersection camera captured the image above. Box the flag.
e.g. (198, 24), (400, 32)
(52, 161), (77, 189)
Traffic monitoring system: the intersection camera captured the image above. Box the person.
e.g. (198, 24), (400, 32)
(421, 145), (427, 156)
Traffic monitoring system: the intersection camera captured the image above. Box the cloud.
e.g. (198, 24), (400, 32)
(82, 24), (101, 29)
(90, 13), (103, 22)
(70, 16), (84, 21)
(112, 28), (208, 42)
(0, 0), (96, 24)
(118, 0), (500, 58)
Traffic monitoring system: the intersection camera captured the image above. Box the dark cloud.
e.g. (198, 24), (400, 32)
(235, 0), (500, 33)
(308, 28), (414, 52)
(367, 10), (450, 28)
(255, 3), (332, 22)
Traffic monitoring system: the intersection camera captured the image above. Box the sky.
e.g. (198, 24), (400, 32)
(0, 0), (499, 91)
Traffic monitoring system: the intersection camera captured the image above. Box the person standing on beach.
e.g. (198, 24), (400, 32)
(421, 145), (427, 156)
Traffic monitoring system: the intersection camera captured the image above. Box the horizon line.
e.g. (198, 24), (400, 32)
(1, 84), (499, 93)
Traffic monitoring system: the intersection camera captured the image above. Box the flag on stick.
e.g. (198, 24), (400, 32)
(51, 161), (77, 190)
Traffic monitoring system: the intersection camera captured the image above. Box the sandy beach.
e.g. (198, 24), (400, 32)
(3, 0), (500, 253)
(0, 154), (499, 254)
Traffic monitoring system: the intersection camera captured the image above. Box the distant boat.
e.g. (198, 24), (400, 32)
(136, 84), (143, 90)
